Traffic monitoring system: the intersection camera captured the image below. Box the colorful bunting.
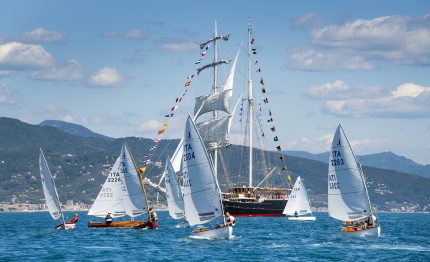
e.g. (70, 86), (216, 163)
(158, 129), (165, 135)
(176, 97), (182, 103)
(183, 89), (187, 96)
(154, 138), (161, 143)
(271, 126), (276, 132)
(276, 146), (281, 151)
(256, 68), (261, 72)
(274, 136), (278, 141)
(263, 98), (268, 103)
(251, 38), (254, 44)
(171, 105), (178, 111)
(139, 167), (146, 173)
(260, 78), (264, 85)
(187, 75), (194, 79)
(185, 81), (191, 87)
(200, 52), (206, 57)
(287, 174), (291, 182)
(267, 118), (273, 122)
(195, 59), (202, 64)
(262, 87), (265, 93)
(283, 166), (288, 171)
(165, 114), (174, 117)
(280, 155), (285, 162)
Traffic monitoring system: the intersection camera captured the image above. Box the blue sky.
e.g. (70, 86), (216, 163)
(1, 1), (430, 164)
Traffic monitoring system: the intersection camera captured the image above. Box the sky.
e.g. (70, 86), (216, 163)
(1, 1), (430, 165)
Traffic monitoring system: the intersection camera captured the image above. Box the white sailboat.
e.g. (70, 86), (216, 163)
(164, 156), (185, 220)
(182, 115), (232, 239)
(39, 149), (76, 230)
(328, 124), (380, 237)
(283, 176), (316, 221)
(88, 142), (155, 229)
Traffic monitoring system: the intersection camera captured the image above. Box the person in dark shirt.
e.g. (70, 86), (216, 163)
(70, 213), (79, 223)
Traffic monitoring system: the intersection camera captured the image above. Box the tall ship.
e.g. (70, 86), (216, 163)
(192, 18), (291, 217)
(147, 18), (292, 217)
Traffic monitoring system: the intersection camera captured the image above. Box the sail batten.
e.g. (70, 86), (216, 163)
(328, 124), (371, 222)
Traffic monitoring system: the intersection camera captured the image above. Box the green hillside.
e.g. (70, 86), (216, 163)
(1, 117), (429, 211)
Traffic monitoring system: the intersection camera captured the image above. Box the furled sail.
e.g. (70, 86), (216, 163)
(120, 143), (147, 217)
(194, 89), (231, 119)
(182, 115), (223, 226)
(196, 60), (230, 75)
(196, 116), (231, 144)
(328, 124), (371, 222)
(39, 150), (62, 220)
(87, 157), (126, 218)
(165, 157), (185, 219)
(283, 176), (312, 216)
(199, 34), (230, 49)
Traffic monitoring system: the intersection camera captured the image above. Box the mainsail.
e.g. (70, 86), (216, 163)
(328, 124), (371, 222)
(182, 115), (223, 226)
(39, 149), (63, 221)
(87, 156), (126, 218)
(283, 176), (312, 216)
(164, 157), (185, 219)
(120, 143), (148, 217)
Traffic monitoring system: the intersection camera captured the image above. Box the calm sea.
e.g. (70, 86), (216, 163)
(0, 211), (429, 261)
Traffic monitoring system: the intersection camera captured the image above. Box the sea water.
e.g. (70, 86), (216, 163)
(0, 211), (429, 261)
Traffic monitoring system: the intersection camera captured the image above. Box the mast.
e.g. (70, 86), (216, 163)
(124, 141), (151, 220)
(247, 17), (253, 187)
(213, 21), (219, 181)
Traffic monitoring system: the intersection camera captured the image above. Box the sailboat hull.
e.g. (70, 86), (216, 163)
(88, 221), (137, 228)
(192, 226), (232, 239)
(133, 221), (158, 229)
(55, 222), (76, 230)
(342, 226), (380, 237)
(223, 199), (287, 216)
(286, 216), (316, 221)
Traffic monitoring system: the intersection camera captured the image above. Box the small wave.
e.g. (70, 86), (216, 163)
(83, 246), (119, 250)
(368, 244), (430, 252)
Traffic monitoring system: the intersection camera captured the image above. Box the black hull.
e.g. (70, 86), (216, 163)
(223, 199), (287, 216)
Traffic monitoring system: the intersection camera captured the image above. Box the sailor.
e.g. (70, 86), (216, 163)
(225, 212), (235, 227)
(148, 207), (158, 223)
(294, 210), (298, 217)
(368, 213), (376, 227)
(70, 213), (79, 224)
(105, 212), (113, 224)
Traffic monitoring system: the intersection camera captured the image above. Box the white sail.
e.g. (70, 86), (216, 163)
(165, 157), (185, 219)
(171, 138), (184, 172)
(120, 143), (147, 217)
(283, 176), (312, 216)
(194, 89), (231, 119)
(39, 150), (63, 220)
(182, 115), (223, 226)
(87, 157), (126, 218)
(328, 124), (371, 222)
(223, 46), (240, 97)
(196, 116), (231, 144)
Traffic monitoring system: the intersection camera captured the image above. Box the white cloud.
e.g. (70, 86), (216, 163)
(0, 83), (21, 107)
(136, 119), (163, 132)
(82, 114), (129, 125)
(161, 43), (198, 53)
(292, 12), (322, 30)
(33, 104), (75, 123)
(30, 59), (84, 81)
(0, 70), (16, 78)
(88, 67), (127, 87)
(305, 81), (430, 118)
(303, 80), (390, 100)
(284, 134), (334, 153)
(288, 12), (430, 70)
(0, 42), (56, 70)
(17, 28), (67, 44)
(99, 30), (148, 40)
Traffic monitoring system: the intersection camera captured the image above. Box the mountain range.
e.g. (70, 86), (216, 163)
(0, 117), (429, 211)
(283, 150), (430, 179)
